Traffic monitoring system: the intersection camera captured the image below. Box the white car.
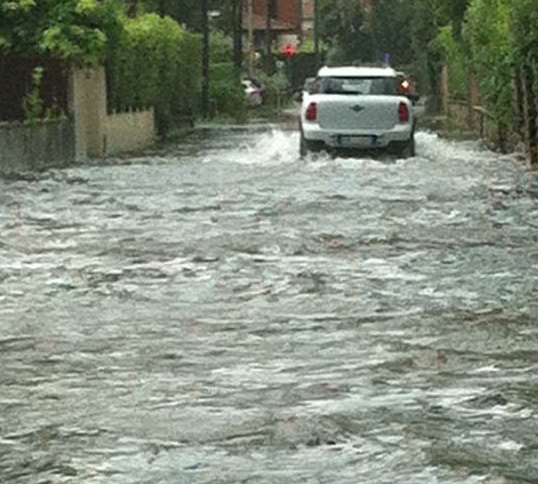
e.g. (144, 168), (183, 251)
(299, 66), (416, 157)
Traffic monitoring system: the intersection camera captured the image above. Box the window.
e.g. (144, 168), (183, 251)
(319, 77), (398, 96)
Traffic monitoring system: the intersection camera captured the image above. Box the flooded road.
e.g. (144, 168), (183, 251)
(1, 128), (538, 483)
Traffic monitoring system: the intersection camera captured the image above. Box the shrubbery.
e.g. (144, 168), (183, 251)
(260, 71), (289, 110)
(425, 0), (538, 146)
(106, 13), (201, 134)
(0, 0), (122, 66)
(209, 62), (245, 121)
(434, 26), (468, 102)
(464, 0), (514, 130)
(207, 30), (246, 121)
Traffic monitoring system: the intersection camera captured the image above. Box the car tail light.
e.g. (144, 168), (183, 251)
(305, 102), (318, 122)
(398, 102), (410, 123)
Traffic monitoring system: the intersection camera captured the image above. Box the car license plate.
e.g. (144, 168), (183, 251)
(339, 136), (373, 148)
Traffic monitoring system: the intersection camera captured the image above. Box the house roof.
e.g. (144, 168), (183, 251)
(242, 12), (296, 31)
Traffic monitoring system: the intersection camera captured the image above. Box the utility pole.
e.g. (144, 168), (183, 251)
(247, 0), (254, 76)
(233, 0), (243, 83)
(265, 0), (272, 72)
(314, 0), (320, 71)
(201, 0), (210, 118)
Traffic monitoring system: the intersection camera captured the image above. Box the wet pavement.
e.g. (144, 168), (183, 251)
(1, 128), (538, 483)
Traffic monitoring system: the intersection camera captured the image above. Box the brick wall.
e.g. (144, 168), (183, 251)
(252, 0), (301, 28)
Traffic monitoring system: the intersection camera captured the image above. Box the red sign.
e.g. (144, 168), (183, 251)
(281, 45), (297, 59)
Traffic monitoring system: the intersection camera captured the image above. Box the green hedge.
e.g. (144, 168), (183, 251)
(209, 62), (245, 120)
(434, 26), (469, 101)
(281, 53), (318, 91)
(464, 0), (514, 129)
(106, 13), (201, 134)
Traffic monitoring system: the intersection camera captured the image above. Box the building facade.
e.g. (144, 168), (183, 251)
(244, 0), (303, 49)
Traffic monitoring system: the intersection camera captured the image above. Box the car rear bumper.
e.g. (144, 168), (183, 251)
(302, 123), (413, 149)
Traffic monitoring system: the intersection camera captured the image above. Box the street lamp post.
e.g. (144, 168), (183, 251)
(233, 0), (243, 84)
(265, 0), (272, 72)
(314, 0), (320, 71)
(247, 0), (254, 76)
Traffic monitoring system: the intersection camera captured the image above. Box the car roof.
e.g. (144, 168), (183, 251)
(318, 66), (397, 78)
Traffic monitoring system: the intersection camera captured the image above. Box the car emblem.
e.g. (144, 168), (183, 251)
(350, 105), (365, 113)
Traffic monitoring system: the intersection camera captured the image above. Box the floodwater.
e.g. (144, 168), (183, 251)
(1, 128), (537, 483)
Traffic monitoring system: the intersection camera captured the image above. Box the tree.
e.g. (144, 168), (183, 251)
(318, 0), (374, 65)
(370, 0), (415, 67)
(0, 0), (123, 66)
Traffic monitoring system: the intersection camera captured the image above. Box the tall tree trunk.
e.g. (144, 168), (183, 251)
(247, 0), (254, 76)
(441, 64), (449, 116)
(467, 73), (479, 131)
(522, 64), (538, 165)
(514, 67), (525, 139)
(127, 0), (138, 18)
(158, 0), (166, 17)
(201, 0), (210, 118)
(233, 0), (244, 83)
(314, 0), (320, 71)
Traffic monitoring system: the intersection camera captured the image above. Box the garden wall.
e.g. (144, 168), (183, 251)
(0, 120), (76, 175)
(105, 109), (155, 156)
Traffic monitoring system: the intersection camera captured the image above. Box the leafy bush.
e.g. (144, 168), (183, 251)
(106, 13), (201, 134)
(209, 62), (245, 121)
(434, 25), (469, 101)
(281, 53), (317, 91)
(512, 0), (538, 85)
(464, 0), (514, 128)
(22, 66), (44, 125)
(210, 30), (233, 63)
(260, 71), (290, 110)
(207, 31), (246, 121)
(0, 0), (123, 66)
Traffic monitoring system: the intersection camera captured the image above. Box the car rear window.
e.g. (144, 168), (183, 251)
(319, 77), (398, 95)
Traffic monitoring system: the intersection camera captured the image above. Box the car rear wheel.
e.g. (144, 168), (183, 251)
(388, 134), (415, 158)
(300, 135), (324, 157)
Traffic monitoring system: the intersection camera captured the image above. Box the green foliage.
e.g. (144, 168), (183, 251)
(434, 0), (471, 36)
(22, 66), (44, 125)
(512, 0), (538, 82)
(370, 0), (415, 67)
(464, 0), (514, 126)
(260, 71), (290, 110)
(106, 13), (202, 133)
(434, 25), (469, 100)
(318, 0), (375, 64)
(140, 0), (203, 31)
(0, 0), (123, 66)
(281, 53), (317, 92)
(411, 0), (443, 100)
(209, 30), (233, 63)
(209, 62), (245, 121)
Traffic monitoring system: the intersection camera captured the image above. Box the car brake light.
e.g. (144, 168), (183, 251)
(398, 102), (410, 123)
(305, 102), (318, 122)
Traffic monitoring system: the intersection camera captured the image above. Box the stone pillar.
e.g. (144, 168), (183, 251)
(68, 67), (107, 160)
